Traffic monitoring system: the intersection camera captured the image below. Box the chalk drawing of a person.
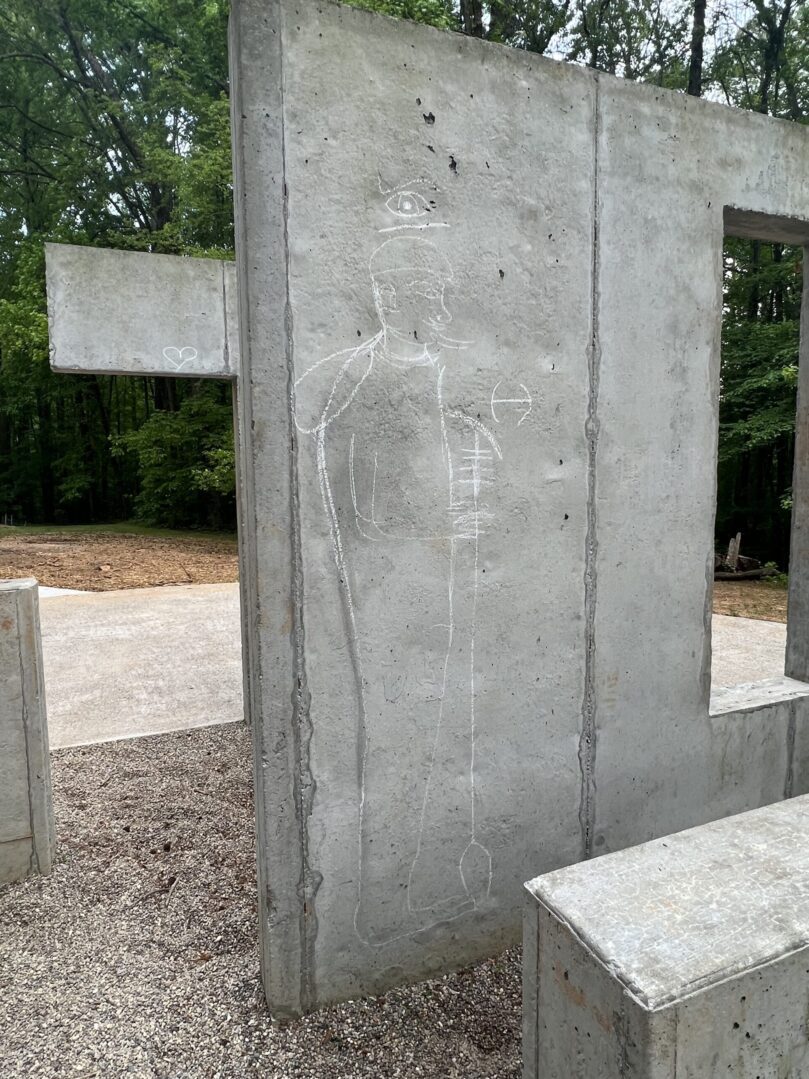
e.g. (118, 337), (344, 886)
(294, 235), (498, 946)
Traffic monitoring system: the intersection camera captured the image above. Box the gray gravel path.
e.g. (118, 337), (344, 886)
(0, 724), (520, 1078)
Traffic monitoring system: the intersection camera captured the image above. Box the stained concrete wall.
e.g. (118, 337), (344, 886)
(0, 580), (55, 883)
(524, 795), (809, 1078)
(228, 0), (809, 1014)
(45, 244), (239, 379)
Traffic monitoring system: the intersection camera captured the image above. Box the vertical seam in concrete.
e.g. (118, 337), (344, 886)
(16, 590), (38, 876)
(278, 8), (320, 1013)
(221, 261), (230, 376)
(785, 697), (797, 800)
(578, 72), (601, 861)
(672, 1006), (679, 1078)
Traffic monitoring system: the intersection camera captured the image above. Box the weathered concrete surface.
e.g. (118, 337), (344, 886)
(229, 0), (809, 1013)
(39, 584), (243, 749)
(45, 244), (239, 379)
(0, 580), (55, 883)
(711, 614), (785, 687)
(524, 795), (809, 1078)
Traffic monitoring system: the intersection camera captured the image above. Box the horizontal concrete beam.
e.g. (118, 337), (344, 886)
(524, 795), (809, 1077)
(0, 579), (55, 883)
(45, 243), (239, 379)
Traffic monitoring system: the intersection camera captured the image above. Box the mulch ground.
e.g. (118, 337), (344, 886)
(712, 579), (788, 623)
(0, 725), (521, 1079)
(0, 530), (239, 591)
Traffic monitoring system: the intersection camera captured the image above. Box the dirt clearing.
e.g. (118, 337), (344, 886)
(712, 579), (788, 623)
(0, 528), (238, 591)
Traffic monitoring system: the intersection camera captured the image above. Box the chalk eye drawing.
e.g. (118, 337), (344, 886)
(294, 216), (527, 948)
(377, 172), (448, 234)
(162, 345), (198, 372)
(491, 379), (533, 427)
(385, 189), (430, 220)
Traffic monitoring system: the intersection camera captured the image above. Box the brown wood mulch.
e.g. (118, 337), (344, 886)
(0, 530), (238, 591)
(712, 579), (788, 623)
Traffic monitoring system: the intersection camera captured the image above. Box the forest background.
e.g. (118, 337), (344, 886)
(0, 0), (805, 565)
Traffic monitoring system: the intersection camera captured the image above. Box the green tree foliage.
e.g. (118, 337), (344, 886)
(718, 239), (802, 566)
(0, 0), (235, 529)
(0, 0), (805, 554)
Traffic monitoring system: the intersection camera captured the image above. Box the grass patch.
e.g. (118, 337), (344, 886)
(0, 521), (237, 544)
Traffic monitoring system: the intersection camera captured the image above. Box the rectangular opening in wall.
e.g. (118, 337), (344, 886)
(711, 208), (807, 693)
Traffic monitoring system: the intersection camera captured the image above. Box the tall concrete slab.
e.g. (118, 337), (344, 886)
(0, 579), (55, 883)
(231, 0), (595, 1012)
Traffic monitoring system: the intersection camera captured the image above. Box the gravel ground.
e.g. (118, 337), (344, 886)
(0, 725), (521, 1078)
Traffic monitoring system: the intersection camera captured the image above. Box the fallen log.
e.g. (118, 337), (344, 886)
(714, 567), (778, 581)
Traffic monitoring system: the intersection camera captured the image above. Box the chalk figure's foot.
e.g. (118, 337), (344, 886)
(459, 840), (492, 905)
(354, 890), (474, 948)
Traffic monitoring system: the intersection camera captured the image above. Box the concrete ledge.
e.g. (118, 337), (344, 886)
(710, 674), (809, 715)
(524, 795), (809, 1077)
(0, 579), (55, 883)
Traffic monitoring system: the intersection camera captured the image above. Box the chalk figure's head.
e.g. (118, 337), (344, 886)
(369, 237), (453, 355)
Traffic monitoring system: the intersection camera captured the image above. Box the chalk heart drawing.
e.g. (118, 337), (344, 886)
(294, 227), (529, 949)
(162, 345), (198, 371)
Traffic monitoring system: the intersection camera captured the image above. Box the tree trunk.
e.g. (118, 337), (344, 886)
(460, 0), (485, 37)
(687, 0), (707, 97)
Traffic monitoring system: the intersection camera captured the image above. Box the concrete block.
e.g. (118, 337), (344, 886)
(524, 795), (809, 1078)
(45, 243), (239, 379)
(0, 579), (55, 883)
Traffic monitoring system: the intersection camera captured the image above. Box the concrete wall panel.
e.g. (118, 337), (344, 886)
(593, 82), (809, 852)
(46, 244), (239, 379)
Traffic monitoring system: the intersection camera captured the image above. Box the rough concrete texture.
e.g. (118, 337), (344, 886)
(45, 244), (239, 379)
(39, 584), (243, 749)
(0, 579), (55, 883)
(524, 794), (809, 1077)
(229, 0), (809, 1013)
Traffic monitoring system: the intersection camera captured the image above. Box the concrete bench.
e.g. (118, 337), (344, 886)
(523, 795), (809, 1077)
(0, 579), (55, 883)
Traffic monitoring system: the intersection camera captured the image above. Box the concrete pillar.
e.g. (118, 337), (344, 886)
(523, 795), (809, 1078)
(0, 579), (55, 883)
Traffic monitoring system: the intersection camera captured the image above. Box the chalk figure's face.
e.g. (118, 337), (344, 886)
(372, 270), (453, 347)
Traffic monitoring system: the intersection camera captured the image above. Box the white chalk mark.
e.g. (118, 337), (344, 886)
(293, 228), (512, 946)
(490, 379), (533, 427)
(378, 223), (450, 233)
(162, 345), (199, 371)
